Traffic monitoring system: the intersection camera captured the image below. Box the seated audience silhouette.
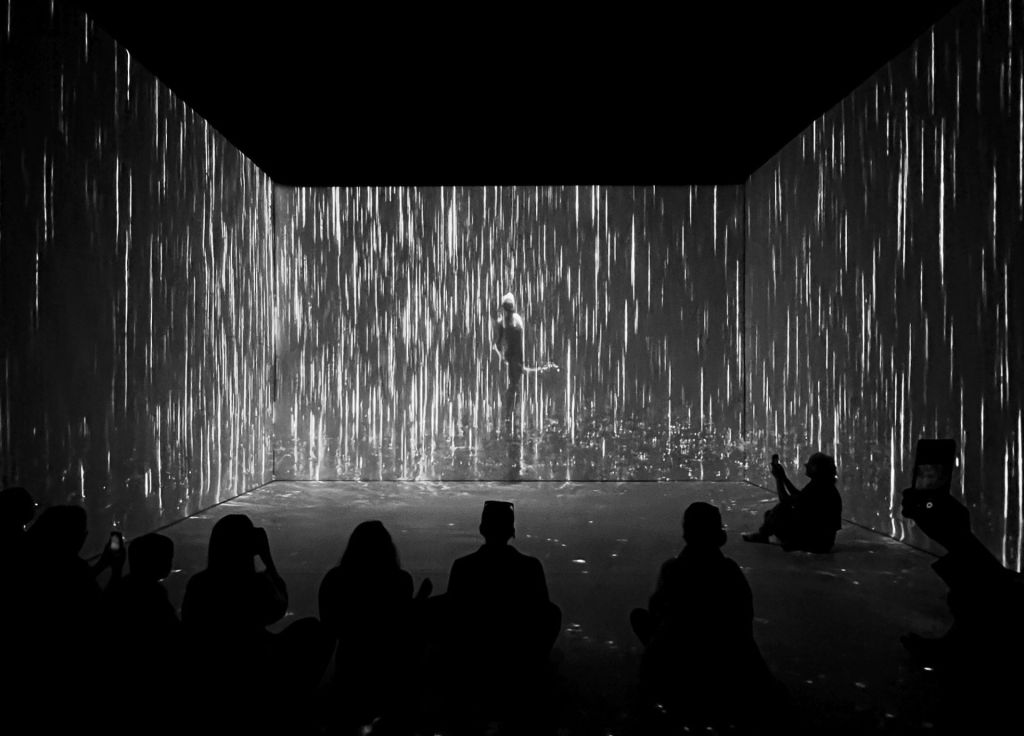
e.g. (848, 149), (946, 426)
(17, 505), (123, 728)
(181, 514), (332, 730)
(441, 500), (561, 716)
(318, 520), (431, 730)
(104, 533), (183, 732)
(743, 452), (842, 552)
(631, 502), (781, 730)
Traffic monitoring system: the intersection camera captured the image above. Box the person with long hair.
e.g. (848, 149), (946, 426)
(181, 514), (331, 731)
(319, 520), (431, 730)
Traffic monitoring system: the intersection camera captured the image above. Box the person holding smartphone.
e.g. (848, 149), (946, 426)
(181, 514), (331, 731)
(15, 507), (125, 730)
(899, 479), (1024, 731)
(743, 452), (842, 553)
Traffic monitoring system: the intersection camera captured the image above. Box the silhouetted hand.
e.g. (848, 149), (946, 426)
(770, 454), (786, 480)
(110, 541), (127, 573)
(901, 488), (971, 549)
(252, 527), (271, 564)
(95, 534), (127, 578)
(416, 578), (433, 601)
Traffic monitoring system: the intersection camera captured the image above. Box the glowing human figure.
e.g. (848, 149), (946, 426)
(492, 293), (525, 430)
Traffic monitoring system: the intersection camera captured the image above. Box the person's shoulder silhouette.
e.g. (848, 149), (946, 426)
(647, 502), (752, 635)
(182, 514), (287, 638)
(319, 519), (413, 634)
(448, 500), (549, 607)
(107, 533), (179, 638)
(24, 505), (100, 604)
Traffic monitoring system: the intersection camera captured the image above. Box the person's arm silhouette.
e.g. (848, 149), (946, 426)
(492, 314), (505, 362)
(415, 577), (433, 601)
(92, 533), (127, 588)
(647, 558), (676, 625)
(253, 527), (288, 625)
(771, 455), (800, 503)
(527, 556), (550, 605)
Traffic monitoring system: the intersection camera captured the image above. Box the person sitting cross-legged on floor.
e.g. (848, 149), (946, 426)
(318, 520), (431, 731)
(436, 500), (561, 723)
(103, 533), (183, 734)
(631, 502), (785, 731)
(743, 451), (842, 552)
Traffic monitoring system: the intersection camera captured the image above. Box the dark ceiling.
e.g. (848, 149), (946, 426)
(61, 0), (964, 185)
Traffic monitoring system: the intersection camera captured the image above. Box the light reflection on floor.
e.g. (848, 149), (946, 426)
(152, 480), (952, 734)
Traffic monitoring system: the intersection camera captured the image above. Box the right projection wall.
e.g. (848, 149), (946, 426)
(745, 0), (1024, 567)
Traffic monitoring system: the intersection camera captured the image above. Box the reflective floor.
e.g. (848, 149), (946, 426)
(151, 480), (954, 734)
(273, 421), (747, 482)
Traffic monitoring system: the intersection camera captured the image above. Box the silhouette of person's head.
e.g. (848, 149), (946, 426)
(682, 502), (727, 549)
(128, 533), (174, 582)
(207, 514), (256, 574)
(0, 486), (35, 535)
(28, 505), (88, 557)
(804, 452), (837, 482)
(501, 293), (516, 315)
(340, 520), (399, 573)
(480, 500), (515, 545)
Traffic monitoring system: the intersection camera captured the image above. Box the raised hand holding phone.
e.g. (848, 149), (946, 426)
(252, 526), (271, 563)
(96, 530), (127, 580)
(770, 453), (786, 479)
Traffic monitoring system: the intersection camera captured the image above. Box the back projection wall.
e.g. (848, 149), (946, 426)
(273, 186), (746, 482)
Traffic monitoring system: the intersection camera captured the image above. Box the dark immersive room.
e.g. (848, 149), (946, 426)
(2, 1), (1022, 734)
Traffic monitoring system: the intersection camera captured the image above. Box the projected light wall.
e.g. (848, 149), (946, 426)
(274, 186), (744, 481)
(0, 1), (275, 537)
(745, 0), (1024, 566)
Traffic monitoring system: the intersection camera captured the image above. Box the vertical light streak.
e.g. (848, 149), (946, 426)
(0, 2), (277, 530)
(275, 186), (743, 481)
(742, 0), (1020, 560)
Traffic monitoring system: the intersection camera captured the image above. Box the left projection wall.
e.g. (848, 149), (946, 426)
(0, 1), (274, 542)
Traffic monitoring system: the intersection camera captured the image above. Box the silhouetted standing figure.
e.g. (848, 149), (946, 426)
(181, 514), (332, 732)
(743, 452), (842, 552)
(492, 293), (525, 432)
(442, 500), (561, 723)
(319, 520), (431, 731)
(631, 502), (782, 732)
